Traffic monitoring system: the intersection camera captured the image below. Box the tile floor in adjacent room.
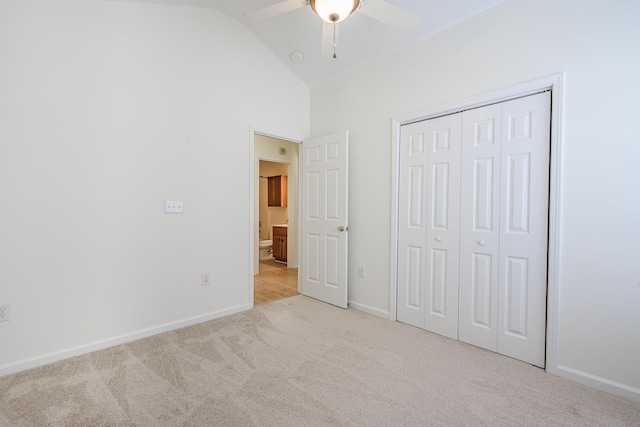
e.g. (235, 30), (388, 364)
(253, 258), (299, 306)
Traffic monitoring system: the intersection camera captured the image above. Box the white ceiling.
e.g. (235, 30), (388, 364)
(108, 0), (507, 87)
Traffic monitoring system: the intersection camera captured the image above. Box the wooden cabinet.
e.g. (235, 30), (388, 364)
(268, 175), (288, 207)
(272, 226), (287, 262)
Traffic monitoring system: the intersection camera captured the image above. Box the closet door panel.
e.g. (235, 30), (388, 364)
(497, 92), (550, 368)
(424, 114), (461, 340)
(397, 124), (429, 328)
(459, 104), (502, 352)
(471, 252), (493, 328)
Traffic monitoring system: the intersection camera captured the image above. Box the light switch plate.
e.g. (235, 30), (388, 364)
(164, 200), (183, 213)
(201, 273), (211, 286)
(0, 304), (11, 322)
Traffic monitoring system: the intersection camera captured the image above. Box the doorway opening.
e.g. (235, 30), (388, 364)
(252, 133), (301, 306)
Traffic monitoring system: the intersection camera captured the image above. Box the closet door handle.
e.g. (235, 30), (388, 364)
(435, 236), (442, 242)
(478, 240), (486, 246)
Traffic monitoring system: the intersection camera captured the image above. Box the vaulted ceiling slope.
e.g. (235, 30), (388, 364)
(107, 0), (507, 87)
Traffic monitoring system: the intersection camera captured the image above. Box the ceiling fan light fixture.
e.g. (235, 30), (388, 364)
(310, 0), (360, 23)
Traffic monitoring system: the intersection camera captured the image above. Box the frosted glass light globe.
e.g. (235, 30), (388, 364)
(310, 0), (360, 23)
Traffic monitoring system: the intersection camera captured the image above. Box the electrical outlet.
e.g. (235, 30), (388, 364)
(0, 304), (11, 322)
(201, 273), (211, 286)
(358, 267), (365, 278)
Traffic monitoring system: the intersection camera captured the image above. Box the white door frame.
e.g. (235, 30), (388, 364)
(389, 73), (565, 374)
(249, 126), (302, 306)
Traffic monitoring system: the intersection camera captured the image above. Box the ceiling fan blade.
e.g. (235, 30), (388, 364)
(243, 0), (306, 25)
(359, 0), (420, 30)
(321, 21), (340, 59)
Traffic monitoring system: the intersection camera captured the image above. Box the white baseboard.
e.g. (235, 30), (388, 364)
(347, 300), (390, 319)
(0, 303), (252, 378)
(556, 365), (640, 403)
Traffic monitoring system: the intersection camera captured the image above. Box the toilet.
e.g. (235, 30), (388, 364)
(259, 239), (272, 260)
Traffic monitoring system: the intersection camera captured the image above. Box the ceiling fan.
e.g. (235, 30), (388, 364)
(244, 0), (420, 59)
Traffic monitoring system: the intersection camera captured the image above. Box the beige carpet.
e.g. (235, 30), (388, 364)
(1, 296), (639, 426)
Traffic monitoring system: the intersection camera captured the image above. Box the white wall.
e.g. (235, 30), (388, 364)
(310, 0), (640, 400)
(0, 0), (309, 372)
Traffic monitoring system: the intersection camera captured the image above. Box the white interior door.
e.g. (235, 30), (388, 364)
(459, 92), (550, 367)
(424, 115), (462, 339)
(397, 92), (551, 368)
(496, 92), (550, 367)
(301, 132), (349, 308)
(397, 121), (429, 328)
(397, 115), (461, 339)
(459, 103), (503, 352)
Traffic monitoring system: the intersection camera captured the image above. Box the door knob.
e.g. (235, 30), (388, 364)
(337, 226), (346, 232)
(478, 240), (486, 246)
(435, 236), (442, 242)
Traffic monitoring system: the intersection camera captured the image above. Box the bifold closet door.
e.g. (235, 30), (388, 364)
(458, 103), (503, 352)
(459, 92), (550, 367)
(397, 114), (461, 339)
